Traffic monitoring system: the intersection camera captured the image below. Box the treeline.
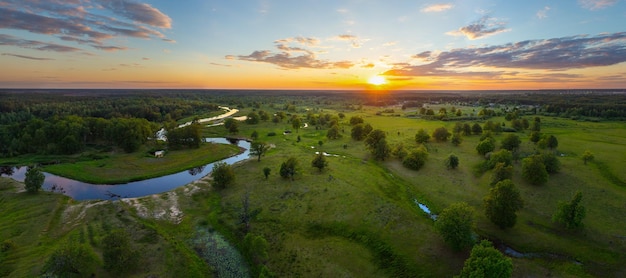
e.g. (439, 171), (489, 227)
(0, 91), (219, 123)
(0, 116), (157, 156)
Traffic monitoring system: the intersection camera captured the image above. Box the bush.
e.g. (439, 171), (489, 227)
(211, 162), (235, 189)
(522, 155), (548, 185)
(402, 146), (429, 170)
(445, 154), (459, 169)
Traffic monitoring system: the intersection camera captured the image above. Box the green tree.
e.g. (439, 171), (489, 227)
(391, 143), (408, 159)
(224, 118), (239, 134)
(432, 127), (452, 142)
(522, 155), (548, 185)
(251, 130), (259, 140)
(243, 233), (269, 265)
(458, 240), (513, 278)
(487, 149), (513, 169)
(250, 141), (269, 162)
(349, 116), (364, 125)
(552, 191), (586, 230)
(211, 162), (235, 189)
(500, 134), (521, 151)
(451, 133), (462, 146)
(402, 145), (428, 170)
(434, 202), (475, 251)
(471, 123), (483, 135)
(462, 123), (472, 136)
(43, 240), (100, 277)
(326, 124), (341, 139)
(263, 167), (271, 179)
(291, 117), (302, 133)
(246, 112), (260, 124)
(24, 166), (45, 193)
(445, 154), (459, 169)
(351, 123), (368, 140)
(490, 162), (513, 186)
(484, 180), (524, 229)
(541, 152), (561, 174)
(311, 152), (328, 172)
(581, 150), (594, 165)
(476, 138), (496, 156)
(529, 131), (542, 144)
(365, 129), (390, 161)
(415, 128), (430, 144)
(279, 157), (298, 180)
(102, 229), (139, 274)
(546, 135), (558, 149)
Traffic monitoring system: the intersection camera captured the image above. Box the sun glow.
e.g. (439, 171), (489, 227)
(367, 75), (387, 86)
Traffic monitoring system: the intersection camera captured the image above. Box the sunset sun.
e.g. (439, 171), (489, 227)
(368, 75), (387, 86)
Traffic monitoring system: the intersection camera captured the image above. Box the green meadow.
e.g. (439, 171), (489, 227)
(1, 101), (626, 277)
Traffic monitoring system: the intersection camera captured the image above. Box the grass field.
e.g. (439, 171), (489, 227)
(42, 142), (241, 184)
(1, 102), (625, 277)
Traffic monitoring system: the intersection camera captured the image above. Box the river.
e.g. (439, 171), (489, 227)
(1, 138), (250, 201)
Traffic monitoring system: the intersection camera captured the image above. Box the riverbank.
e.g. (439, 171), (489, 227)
(43, 142), (241, 184)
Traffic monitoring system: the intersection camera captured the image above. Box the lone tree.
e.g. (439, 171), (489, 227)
(552, 191), (586, 230)
(451, 133), (462, 146)
(365, 129), (390, 161)
(476, 138), (496, 156)
(432, 127), (452, 142)
(326, 124), (341, 139)
(211, 162), (235, 189)
(500, 134), (521, 151)
(250, 141), (270, 162)
(402, 146), (428, 170)
(458, 240), (513, 278)
(415, 128), (430, 144)
(263, 167), (271, 179)
(279, 157), (298, 180)
(582, 150), (594, 165)
(471, 123), (483, 135)
(484, 179), (524, 229)
(435, 202), (475, 251)
(445, 154), (459, 169)
(25, 166), (45, 193)
(291, 117), (302, 133)
(311, 152), (328, 172)
(522, 155), (548, 185)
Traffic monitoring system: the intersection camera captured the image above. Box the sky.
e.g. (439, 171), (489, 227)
(0, 0), (625, 90)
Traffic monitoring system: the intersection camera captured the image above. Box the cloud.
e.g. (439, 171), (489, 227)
(334, 34), (364, 48)
(234, 42), (354, 70)
(92, 45), (129, 52)
(2, 53), (54, 60)
(447, 15), (510, 40)
(0, 0), (172, 53)
(0, 34), (83, 52)
(275, 36), (320, 46)
(385, 32), (626, 77)
(421, 4), (454, 13)
(578, 0), (618, 10)
(536, 6), (551, 19)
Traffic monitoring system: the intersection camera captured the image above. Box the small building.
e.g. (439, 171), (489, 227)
(155, 150), (165, 158)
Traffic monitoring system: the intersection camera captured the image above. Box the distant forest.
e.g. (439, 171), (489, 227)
(1, 89), (624, 157)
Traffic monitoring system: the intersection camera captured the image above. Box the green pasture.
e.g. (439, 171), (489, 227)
(43, 142), (240, 184)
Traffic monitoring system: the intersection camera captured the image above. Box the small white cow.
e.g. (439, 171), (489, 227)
(155, 150), (164, 158)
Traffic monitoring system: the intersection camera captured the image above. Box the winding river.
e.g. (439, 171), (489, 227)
(2, 138), (250, 201)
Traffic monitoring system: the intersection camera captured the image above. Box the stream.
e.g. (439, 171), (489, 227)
(1, 138), (250, 201)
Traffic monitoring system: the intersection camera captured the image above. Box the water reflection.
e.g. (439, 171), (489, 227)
(0, 138), (249, 201)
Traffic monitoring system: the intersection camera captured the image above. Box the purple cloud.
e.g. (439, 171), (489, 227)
(2, 53), (54, 60)
(0, 0), (172, 53)
(385, 32), (626, 77)
(0, 34), (83, 52)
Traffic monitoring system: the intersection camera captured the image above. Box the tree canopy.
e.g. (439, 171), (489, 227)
(402, 146), (429, 170)
(435, 202), (475, 251)
(522, 155), (548, 185)
(24, 166), (45, 193)
(211, 162), (235, 189)
(484, 179), (524, 229)
(432, 127), (452, 142)
(552, 191), (586, 230)
(250, 141), (270, 162)
(415, 128), (430, 144)
(311, 152), (328, 172)
(458, 240), (513, 278)
(280, 157), (298, 180)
